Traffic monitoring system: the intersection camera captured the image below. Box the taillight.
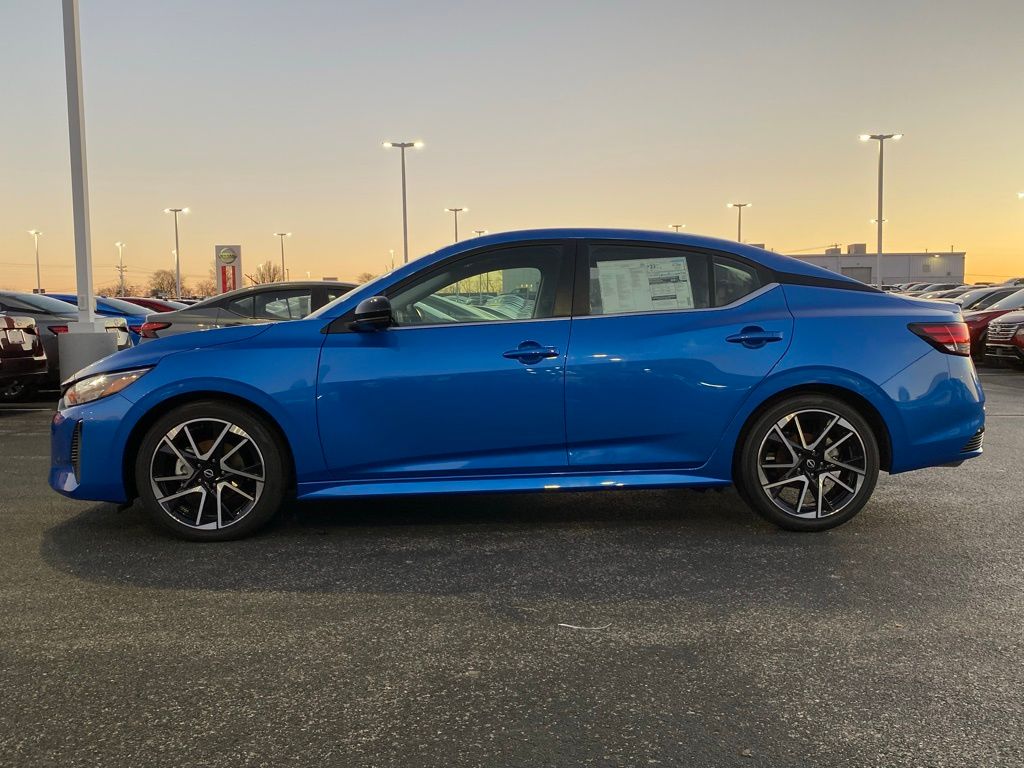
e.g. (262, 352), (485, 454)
(129, 325), (143, 335)
(909, 322), (971, 356)
(139, 321), (171, 339)
(48, 325), (69, 334)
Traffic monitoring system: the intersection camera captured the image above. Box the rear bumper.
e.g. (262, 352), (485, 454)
(881, 350), (986, 473)
(0, 356), (48, 382)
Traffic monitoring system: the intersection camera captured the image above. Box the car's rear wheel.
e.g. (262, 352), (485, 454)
(134, 401), (286, 541)
(735, 394), (880, 531)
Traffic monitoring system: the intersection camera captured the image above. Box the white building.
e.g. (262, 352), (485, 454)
(788, 244), (965, 285)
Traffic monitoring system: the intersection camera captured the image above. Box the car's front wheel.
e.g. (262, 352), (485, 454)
(134, 400), (286, 541)
(735, 394), (880, 531)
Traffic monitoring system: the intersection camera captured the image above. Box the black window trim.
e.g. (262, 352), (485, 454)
(325, 239), (578, 334)
(573, 239), (879, 318)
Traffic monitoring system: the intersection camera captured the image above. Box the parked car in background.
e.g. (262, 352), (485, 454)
(116, 297), (188, 313)
(919, 285), (970, 300)
(0, 291), (132, 400)
(903, 283), (962, 297)
(984, 309), (1024, 366)
(139, 281), (356, 340)
(48, 294), (147, 344)
(963, 288), (1024, 361)
(50, 229), (985, 541)
(955, 285), (1019, 310)
(0, 315), (48, 392)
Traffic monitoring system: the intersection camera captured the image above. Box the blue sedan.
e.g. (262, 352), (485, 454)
(49, 230), (985, 540)
(47, 294), (147, 345)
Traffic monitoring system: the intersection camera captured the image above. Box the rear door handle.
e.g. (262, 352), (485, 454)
(726, 326), (783, 348)
(503, 340), (560, 364)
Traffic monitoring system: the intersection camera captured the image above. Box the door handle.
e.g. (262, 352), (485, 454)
(503, 340), (559, 364)
(726, 326), (783, 348)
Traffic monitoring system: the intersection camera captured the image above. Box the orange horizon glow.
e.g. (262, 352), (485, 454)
(1, 1), (1022, 293)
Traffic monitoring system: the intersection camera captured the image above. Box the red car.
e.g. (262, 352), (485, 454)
(0, 315), (48, 388)
(985, 309), (1024, 366)
(963, 288), (1024, 361)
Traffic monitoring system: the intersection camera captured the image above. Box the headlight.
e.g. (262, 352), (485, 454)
(63, 368), (150, 407)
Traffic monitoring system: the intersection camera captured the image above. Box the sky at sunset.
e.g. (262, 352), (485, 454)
(1, 0), (1022, 293)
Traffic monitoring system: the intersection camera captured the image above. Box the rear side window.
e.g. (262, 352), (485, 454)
(587, 245), (710, 315)
(255, 290), (311, 320)
(713, 256), (763, 306)
(226, 296), (255, 318)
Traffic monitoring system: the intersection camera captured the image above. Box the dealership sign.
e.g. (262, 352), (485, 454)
(214, 245), (242, 293)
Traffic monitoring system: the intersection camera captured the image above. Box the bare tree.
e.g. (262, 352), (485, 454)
(98, 282), (146, 297)
(148, 269), (183, 297)
(248, 261), (284, 285)
(193, 269), (217, 297)
(355, 272), (377, 284)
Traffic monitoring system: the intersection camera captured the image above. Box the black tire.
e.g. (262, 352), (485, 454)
(734, 394), (880, 532)
(134, 400), (286, 541)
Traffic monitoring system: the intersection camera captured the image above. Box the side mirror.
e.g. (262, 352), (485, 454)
(349, 295), (392, 331)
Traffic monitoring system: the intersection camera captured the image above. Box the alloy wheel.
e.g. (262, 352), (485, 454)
(148, 418), (266, 530)
(755, 408), (867, 520)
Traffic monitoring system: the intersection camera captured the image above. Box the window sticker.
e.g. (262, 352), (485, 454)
(594, 256), (694, 314)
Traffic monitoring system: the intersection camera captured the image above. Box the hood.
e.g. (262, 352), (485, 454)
(991, 309), (1024, 324)
(66, 323), (273, 384)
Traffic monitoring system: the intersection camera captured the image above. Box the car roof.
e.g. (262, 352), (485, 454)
(403, 228), (869, 286)
(190, 280), (357, 307)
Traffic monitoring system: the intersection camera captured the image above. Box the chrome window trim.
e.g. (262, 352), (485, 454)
(572, 282), (780, 321)
(385, 315), (570, 332)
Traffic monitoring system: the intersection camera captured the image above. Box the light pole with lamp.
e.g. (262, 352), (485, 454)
(727, 203), (750, 242)
(860, 133), (903, 285)
(163, 207), (188, 297)
(445, 207), (467, 242)
(274, 232), (291, 281)
(670, 224), (685, 233)
(382, 140), (423, 264)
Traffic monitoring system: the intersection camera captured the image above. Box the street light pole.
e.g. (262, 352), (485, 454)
(445, 207), (467, 242)
(383, 140), (423, 263)
(670, 224), (685, 233)
(164, 207), (188, 297)
(473, 229), (487, 237)
(28, 230), (42, 293)
(274, 232), (291, 281)
(860, 133), (902, 285)
(727, 203), (750, 242)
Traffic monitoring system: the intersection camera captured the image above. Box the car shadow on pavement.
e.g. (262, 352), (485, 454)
(39, 487), (905, 611)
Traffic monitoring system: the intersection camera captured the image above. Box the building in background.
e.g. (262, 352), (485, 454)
(789, 244), (965, 285)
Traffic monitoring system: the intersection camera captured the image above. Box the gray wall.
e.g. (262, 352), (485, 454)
(791, 252), (966, 285)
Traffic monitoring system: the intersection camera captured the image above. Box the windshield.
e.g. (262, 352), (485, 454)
(986, 288), (1024, 311)
(0, 292), (76, 315)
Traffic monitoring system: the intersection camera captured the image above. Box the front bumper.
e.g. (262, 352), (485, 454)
(985, 343), (1024, 363)
(50, 393), (134, 503)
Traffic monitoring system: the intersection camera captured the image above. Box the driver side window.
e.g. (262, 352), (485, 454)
(388, 244), (567, 327)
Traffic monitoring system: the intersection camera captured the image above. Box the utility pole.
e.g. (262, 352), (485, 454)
(114, 241), (126, 295)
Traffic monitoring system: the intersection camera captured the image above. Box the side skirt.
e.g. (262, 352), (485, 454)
(297, 471), (731, 500)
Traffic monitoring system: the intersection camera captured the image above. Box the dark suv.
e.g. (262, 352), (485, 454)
(0, 315), (48, 391)
(139, 281), (356, 340)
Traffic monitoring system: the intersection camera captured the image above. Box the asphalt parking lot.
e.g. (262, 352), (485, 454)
(1, 370), (1022, 768)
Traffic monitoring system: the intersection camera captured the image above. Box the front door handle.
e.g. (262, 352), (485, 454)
(503, 340), (559, 364)
(726, 326), (783, 348)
